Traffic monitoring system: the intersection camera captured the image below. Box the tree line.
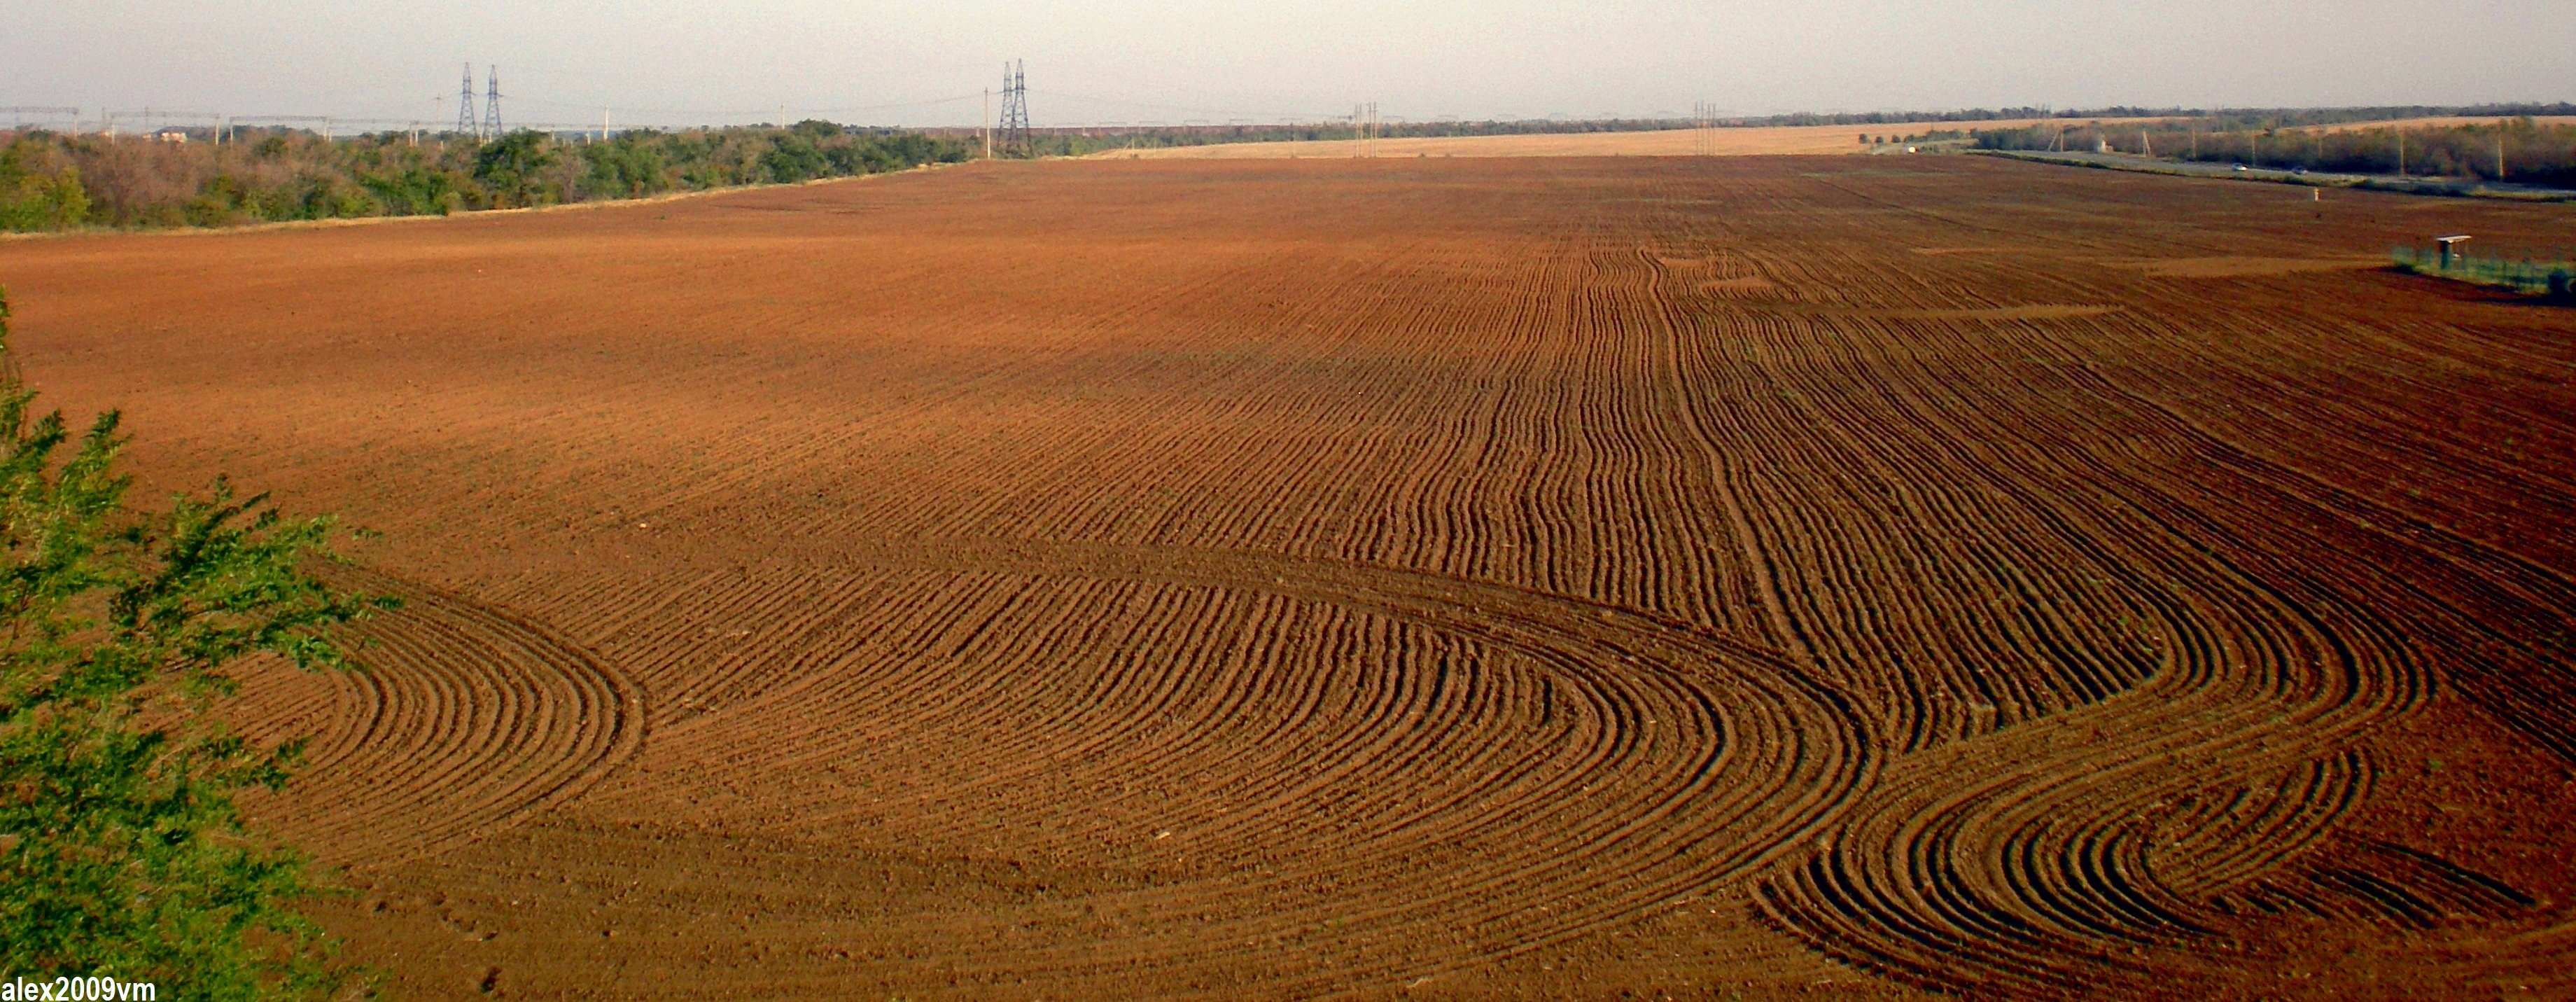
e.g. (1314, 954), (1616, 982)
(1974, 116), (2576, 188)
(0, 120), (974, 232)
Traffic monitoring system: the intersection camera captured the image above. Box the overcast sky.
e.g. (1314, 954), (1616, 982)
(4, 1), (2569, 130)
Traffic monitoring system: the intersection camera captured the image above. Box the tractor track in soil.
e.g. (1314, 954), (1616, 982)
(227, 567), (646, 869)
(589, 538), (1870, 994)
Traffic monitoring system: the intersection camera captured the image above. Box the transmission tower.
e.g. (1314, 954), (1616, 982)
(997, 60), (1031, 157)
(457, 63), (478, 137)
(482, 66), (502, 138)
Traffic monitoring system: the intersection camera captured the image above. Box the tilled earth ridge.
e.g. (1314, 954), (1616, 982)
(1, 155), (2572, 999)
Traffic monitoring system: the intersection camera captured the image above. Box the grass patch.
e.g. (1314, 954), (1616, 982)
(2393, 245), (2575, 299)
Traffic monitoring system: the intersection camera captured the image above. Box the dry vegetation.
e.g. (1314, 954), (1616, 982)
(1, 155), (2572, 999)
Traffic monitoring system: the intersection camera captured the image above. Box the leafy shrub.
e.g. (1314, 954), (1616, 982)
(0, 287), (390, 997)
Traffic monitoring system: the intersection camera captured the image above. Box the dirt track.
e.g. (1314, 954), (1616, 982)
(3, 157), (2574, 999)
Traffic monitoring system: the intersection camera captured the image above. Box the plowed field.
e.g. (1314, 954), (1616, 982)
(1098, 118), (2141, 159)
(3, 156), (2573, 1000)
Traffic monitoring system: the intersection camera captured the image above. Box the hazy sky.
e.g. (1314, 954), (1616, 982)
(4, 1), (2568, 130)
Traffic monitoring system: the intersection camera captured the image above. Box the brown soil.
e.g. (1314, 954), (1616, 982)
(2, 155), (2572, 1001)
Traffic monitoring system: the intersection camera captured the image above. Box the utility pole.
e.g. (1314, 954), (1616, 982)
(983, 88), (993, 159)
(458, 63), (477, 137)
(484, 65), (502, 137)
(601, 106), (610, 144)
(2498, 134), (2507, 181)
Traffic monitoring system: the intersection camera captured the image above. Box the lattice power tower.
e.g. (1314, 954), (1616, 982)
(997, 60), (1031, 157)
(457, 64), (478, 137)
(483, 66), (503, 137)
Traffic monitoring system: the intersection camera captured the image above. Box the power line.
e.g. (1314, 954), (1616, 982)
(1029, 88), (1322, 122)
(5, 106), (85, 131)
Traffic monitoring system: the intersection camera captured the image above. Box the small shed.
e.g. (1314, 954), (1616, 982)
(2435, 235), (2472, 269)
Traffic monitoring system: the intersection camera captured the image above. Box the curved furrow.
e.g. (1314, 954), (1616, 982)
(229, 567), (645, 868)
(1752, 520), (2423, 995)
(1616, 184), (2454, 996)
(576, 538), (1868, 995)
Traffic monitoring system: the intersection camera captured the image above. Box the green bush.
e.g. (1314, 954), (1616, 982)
(472, 131), (559, 209)
(0, 139), (91, 232)
(358, 167), (465, 217)
(0, 287), (390, 998)
(2393, 245), (2576, 295)
(760, 134), (828, 183)
(579, 138), (670, 201)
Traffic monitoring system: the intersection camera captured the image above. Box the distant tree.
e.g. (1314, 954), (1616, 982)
(358, 166), (465, 217)
(0, 139), (91, 232)
(182, 174), (255, 228)
(0, 286), (391, 998)
(580, 138), (671, 200)
(759, 134), (828, 184)
(472, 131), (558, 209)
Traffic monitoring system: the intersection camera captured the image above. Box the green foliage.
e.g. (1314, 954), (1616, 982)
(0, 286), (390, 997)
(760, 133), (828, 183)
(579, 137), (670, 201)
(2392, 246), (2576, 296)
(0, 123), (972, 231)
(358, 167), (463, 217)
(472, 131), (559, 209)
(0, 139), (92, 232)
